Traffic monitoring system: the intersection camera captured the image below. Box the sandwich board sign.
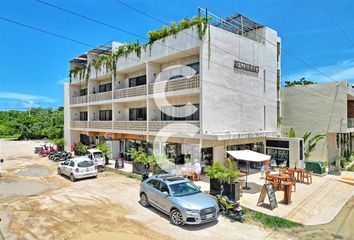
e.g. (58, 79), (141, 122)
(257, 182), (278, 210)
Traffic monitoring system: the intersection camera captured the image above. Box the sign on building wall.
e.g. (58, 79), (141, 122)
(234, 60), (259, 73)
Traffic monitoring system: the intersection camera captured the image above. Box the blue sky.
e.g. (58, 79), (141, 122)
(0, 0), (353, 109)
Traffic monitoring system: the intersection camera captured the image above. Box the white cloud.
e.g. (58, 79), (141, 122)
(283, 59), (354, 83)
(22, 100), (39, 108)
(0, 91), (55, 103)
(57, 77), (69, 85)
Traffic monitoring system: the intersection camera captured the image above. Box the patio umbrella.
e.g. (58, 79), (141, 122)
(226, 150), (271, 190)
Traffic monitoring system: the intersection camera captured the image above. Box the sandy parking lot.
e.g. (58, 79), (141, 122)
(0, 140), (275, 240)
(1, 140), (353, 240)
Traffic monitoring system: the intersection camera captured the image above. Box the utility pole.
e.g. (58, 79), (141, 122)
(338, 118), (344, 169)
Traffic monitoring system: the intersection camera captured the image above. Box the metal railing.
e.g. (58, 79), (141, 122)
(70, 95), (87, 105)
(114, 85), (147, 99)
(89, 121), (112, 129)
(89, 91), (112, 102)
(148, 74), (200, 94)
(114, 121), (147, 132)
(149, 121), (200, 134)
(70, 121), (88, 129)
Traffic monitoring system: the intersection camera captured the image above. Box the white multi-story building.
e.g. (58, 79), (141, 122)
(64, 12), (302, 167)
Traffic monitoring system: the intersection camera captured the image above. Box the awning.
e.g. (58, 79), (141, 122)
(226, 150), (271, 162)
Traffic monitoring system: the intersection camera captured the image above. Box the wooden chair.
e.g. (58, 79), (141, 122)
(271, 179), (280, 191)
(289, 177), (296, 192)
(302, 170), (312, 184)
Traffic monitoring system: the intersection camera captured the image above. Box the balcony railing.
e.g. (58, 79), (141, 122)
(89, 91), (112, 102)
(114, 85), (147, 99)
(71, 121), (88, 129)
(114, 121), (147, 132)
(70, 95), (87, 105)
(89, 121), (112, 129)
(348, 118), (354, 128)
(148, 74), (200, 94)
(149, 121), (200, 134)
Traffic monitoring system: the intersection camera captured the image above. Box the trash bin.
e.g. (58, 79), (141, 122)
(115, 158), (124, 169)
(305, 160), (325, 174)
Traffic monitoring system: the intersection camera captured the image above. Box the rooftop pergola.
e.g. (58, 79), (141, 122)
(69, 44), (112, 66)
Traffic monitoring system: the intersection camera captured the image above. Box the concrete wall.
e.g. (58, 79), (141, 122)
(281, 81), (349, 162)
(200, 25), (279, 134)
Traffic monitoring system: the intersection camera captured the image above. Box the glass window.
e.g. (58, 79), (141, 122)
(99, 83), (112, 93)
(69, 161), (75, 167)
(147, 179), (160, 189)
(78, 161), (94, 168)
(80, 88), (87, 96)
(159, 182), (169, 193)
(129, 108), (146, 121)
(161, 104), (199, 121)
(80, 111), (88, 121)
(129, 75), (146, 87)
(169, 181), (201, 197)
(99, 110), (112, 121)
(187, 62), (199, 75)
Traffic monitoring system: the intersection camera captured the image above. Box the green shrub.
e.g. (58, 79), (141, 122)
(73, 142), (88, 156)
(96, 143), (111, 158)
(52, 138), (64, 151)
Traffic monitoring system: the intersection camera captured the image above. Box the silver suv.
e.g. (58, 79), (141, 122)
(139, 174), (219, 226)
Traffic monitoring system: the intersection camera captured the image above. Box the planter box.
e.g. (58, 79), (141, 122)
(209, 178), (240, 202)
(132, 162), (146, 175)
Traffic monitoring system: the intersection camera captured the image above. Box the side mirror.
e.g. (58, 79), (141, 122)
(162, 191), (169, 196)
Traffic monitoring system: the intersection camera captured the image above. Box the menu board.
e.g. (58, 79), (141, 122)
(257, 183), (278, 210)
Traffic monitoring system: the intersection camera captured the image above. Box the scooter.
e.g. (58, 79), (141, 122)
(214, 186), (245, 223)
(141, 164), (150, 182)
(53, 152), (72, 162)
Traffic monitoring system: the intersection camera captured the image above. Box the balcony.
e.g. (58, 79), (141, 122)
(89, 91), (112, 102)
(148, 75), (200, 95)
(89, 121), (113, 129)
(89, 65), (111, 79)
(114, 85), (147, 99)
(348, 118), (354, 128)
(70, 95), (87, 105)
(114, 121), (147, 132)
(71, 121), (88, 129)
(149, 121), (200, 134)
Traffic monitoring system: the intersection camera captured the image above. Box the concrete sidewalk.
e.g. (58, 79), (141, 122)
(105, 161), (354, 225)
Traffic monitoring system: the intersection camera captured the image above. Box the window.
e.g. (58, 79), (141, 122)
(187, 62), (199, 75)
(99, 83), (112, 93)
(99, 110), (112, 121)
(69, 161), (75, 167)
(129, 75), (146, 87)
(161, 104), (199, 121)
(129, 107), (146, 121)
(80, 111), (88, 121)
(78, 161), (94, 168)
(80, 88), (87, 96)
(63, 160), (70, 166)
(147, 179), (160, 189)
(159, 182), (169, 193)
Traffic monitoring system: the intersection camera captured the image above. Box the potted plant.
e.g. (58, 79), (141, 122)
(97, 143), (111, 165)
(129, 147), (147, 175)
(205, 158), (240, 201)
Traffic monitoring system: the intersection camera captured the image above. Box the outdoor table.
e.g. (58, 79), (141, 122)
(269, 174), (290, 190)
(288, 168), (304, 182)
(282, 181), (293, 204)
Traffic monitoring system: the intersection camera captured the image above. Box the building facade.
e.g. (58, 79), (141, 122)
(64, 13), (302, 167)
(282, 81), (354, 164)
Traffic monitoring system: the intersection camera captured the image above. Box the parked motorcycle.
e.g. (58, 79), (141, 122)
(53, 152), (72, 162)
(214, 186), (245, 223)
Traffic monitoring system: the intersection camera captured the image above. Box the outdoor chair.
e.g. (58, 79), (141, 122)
(289, 177), (296, 192)
(302, 170), (312, 184)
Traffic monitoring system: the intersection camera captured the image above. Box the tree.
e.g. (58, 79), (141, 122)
(285, 77), (316, 87)
(285, 128), (325, 160)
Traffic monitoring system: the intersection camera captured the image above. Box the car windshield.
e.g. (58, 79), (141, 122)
(78, 161), (94, 168)
(169, 181), (201, 197)
(93, 152), (103, 158)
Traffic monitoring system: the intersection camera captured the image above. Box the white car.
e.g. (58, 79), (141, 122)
(57, 158), (98, 182)
(86, 149), (105, 171)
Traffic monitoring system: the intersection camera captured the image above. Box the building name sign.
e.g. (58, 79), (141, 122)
(234, 60), (259, 73)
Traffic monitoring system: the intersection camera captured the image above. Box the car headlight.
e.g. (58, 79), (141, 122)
(185, 209), (199, 215)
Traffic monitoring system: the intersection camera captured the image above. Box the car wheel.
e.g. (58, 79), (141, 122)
(57, 168), (61, 175)
(170, 209), (184, 226)
(140, 193), (150, 207)
(70, 174), (76, 182)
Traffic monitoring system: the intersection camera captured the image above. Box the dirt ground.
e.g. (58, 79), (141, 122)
(0, 140), (353, 240)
